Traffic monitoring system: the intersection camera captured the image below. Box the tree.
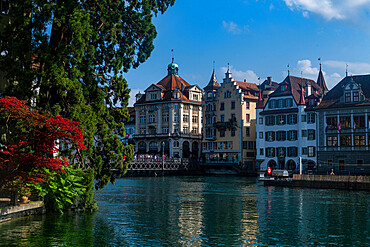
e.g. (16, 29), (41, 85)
(0, 96), (86, 188)
(0, 1), (175, 189)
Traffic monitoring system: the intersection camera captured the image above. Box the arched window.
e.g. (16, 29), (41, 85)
(138, 142), (146, 154)
(149, 141), (157, 152)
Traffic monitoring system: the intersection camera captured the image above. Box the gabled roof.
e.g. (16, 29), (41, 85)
(269, 75), (322, 105)
(204, 70), (221, 91)
(235, 80), (259, 100)
(144, 83), (164, 92)
(316, 74), (370, 109)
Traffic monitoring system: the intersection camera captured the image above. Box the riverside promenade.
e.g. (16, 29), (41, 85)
(263, 174), (370, 191)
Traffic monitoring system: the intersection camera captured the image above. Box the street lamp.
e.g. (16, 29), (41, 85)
(162, 141), (165, 173)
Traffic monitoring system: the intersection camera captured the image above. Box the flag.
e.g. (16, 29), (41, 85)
(353, 121), (357, 132)
(325, 125), (329, 133)
(338, 122), (342, 133)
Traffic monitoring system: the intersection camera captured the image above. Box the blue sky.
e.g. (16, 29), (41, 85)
(125, 0), (370, 106)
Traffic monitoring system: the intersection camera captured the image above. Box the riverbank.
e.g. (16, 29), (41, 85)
(0, 201), (45, 223)
(263, 174), (370, 191)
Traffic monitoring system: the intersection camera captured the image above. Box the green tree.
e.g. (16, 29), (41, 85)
(0, 1), (175, 194)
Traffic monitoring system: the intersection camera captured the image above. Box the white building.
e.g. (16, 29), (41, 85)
(256, 69), (327, 171)
(133, 59), (203, 158)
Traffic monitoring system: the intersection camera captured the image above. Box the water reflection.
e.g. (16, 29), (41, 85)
(0, 177), (369, 246)
(0, 212), (96, 246)
(93, 176), (259, 246)
(256, 186), (370, 246)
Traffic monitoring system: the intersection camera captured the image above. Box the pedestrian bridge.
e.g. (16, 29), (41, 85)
(128, 157), (198, 171)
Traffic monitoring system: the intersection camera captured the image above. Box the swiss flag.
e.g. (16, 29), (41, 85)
(353, 122), (357, 132)
(338, 123), (342, 133)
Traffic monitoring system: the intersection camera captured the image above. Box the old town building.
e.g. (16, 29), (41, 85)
(133, 59), (203, 158)
(256, 68), (327, 172)
(202, 69), (220, 158)
(316, 74), (370, 174)
(202, 68), (259, 168)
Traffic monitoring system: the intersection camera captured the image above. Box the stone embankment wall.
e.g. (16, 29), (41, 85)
(264, 175), (370, 191)
(0, 201), (45, 223)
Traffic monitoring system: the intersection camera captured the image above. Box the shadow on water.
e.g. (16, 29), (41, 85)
(0, 212), (96, 246)
(0, 176), (369, 246)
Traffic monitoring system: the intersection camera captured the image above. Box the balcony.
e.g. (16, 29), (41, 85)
(133, 133), (171, 139)
(214, 118), (237, 129)
(133, 132), (202, 139)
(205, 135), (217, 140)
(171, 132), (202, 139)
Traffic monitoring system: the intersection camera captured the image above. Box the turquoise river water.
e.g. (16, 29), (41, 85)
(0, 176), (369, 246)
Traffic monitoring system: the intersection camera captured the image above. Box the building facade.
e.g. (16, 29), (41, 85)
(202, 69), (259, 168)
(202, 69), (220, 159)
(133, 60), (203, 158)
(316, 75), (370, 174)
(256, 71), (327, 172)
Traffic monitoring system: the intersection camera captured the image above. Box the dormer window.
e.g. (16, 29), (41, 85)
(345, 92), (351, 103)
(193, 94), (199, 101)
(151, 93), (157, 100)
(353, 92), (359, 102)
(173, 89), (180, 99)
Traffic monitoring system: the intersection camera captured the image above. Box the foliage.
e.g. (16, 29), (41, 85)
(78, 168), (98, 212)
(0, 0), (175, 189)
(29, 165), (86, 213)
(18, 185), (31, 197)
(0, 96), (86, 189)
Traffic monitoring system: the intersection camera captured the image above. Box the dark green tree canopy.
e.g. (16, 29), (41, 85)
(0, 0), (175, 188)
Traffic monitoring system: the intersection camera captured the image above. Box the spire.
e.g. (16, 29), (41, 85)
(298, 82), (305, 105)
(287, 64), (290, 76)
(317, 60), (328, 92)
(204, 66), (220, 90)
(256, 89), (264, 109)
(225, 63), (232, 80)
(346, 64), (348, 77)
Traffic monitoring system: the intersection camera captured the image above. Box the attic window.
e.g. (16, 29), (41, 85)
(151, 94), (157, 100)
(281, 85), (287, 92)
(345, 92), (351, 103)
(173, 90), (180, 99)
(353, 92), (359, 102)
(193, 94), (199, 101)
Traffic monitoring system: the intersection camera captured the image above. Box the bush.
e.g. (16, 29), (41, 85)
(30, 165), (85, 213)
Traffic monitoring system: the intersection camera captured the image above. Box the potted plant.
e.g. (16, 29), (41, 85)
(18, 186), (31, 203)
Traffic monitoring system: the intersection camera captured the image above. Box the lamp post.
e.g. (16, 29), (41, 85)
(162, 141), (165, 173)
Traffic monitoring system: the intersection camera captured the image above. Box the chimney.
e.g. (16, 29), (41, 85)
(244, 79), (246, 82)
(267, 76), (272, 85)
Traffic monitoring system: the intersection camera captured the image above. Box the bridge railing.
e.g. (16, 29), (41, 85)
(129, 158), (198, 171)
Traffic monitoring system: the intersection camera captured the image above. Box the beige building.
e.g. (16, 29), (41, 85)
(133, 59), (203, 158)
(202, 68), (259, 168)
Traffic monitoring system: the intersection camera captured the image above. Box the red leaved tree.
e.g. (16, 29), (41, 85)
(0, 96), (86, 188)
